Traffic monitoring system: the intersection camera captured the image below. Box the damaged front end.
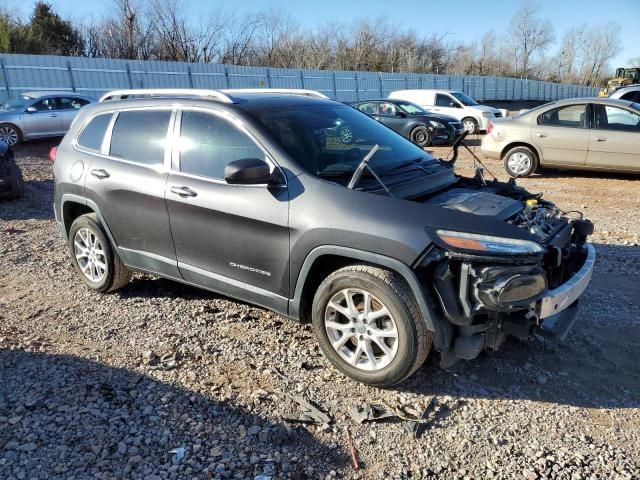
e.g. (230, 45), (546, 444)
(418, 178), (595, 368)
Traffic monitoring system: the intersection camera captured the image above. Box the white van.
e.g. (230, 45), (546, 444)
(388, 89), (503, 134)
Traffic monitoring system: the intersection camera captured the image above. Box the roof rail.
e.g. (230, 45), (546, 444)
(221, 88), (329, 99)
(99, 89), (234, 103)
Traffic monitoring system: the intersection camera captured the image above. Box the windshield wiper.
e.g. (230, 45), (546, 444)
(346, 144), (394, 197)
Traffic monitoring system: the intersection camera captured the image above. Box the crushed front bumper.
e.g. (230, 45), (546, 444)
(537, 243), (596, 339)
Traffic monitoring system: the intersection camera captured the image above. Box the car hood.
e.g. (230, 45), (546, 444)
(470, 104), (501, 114)
(413, 113), (459, 123)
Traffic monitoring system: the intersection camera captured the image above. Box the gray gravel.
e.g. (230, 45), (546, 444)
(1, 140), (639, 479)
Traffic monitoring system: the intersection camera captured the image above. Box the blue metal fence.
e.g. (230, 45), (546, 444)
(0, 53), (598, 103)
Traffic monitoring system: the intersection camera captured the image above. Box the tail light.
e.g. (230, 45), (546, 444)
(487, 122), (494, 134)
(48, 146), (57, 163)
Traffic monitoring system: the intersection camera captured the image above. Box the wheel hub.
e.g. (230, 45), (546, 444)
(324, 288), (399, 371)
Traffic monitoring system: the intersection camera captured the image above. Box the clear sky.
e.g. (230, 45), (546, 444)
(10, 0), (640, 68)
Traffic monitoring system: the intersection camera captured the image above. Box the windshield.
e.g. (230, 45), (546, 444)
(395, 101), (427, 115)
(0, 95), (34, 111)
(451, 92), (478, 106)
(248, 104), (438, 177)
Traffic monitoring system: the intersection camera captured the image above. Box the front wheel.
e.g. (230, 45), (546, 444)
(68, 213), (132, 293)
(311, 265), (431, 387)
(410, 126), (431, 147)
(461, 117), (478, 135)
(503, 146), (538, 177)
(0, 124), (21, 147)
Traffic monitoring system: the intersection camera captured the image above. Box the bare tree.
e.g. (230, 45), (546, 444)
(508, 0), (555, 77)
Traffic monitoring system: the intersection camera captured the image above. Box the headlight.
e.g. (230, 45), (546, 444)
(482, 112), (494, 118)
(436, 230), (545, 254)
(430, 121), (445, 129)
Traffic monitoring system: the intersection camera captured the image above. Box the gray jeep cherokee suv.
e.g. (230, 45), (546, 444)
(53, 88), (595, 386)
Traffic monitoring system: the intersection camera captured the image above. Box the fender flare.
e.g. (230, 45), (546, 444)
(59, 194), (118, 248)
(289, 246), (445, 349)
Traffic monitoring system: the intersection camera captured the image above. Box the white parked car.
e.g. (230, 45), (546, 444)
(388, 89), (502, 134)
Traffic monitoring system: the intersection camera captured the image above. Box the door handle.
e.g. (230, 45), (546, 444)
(593, 137), (607, 142)
(170, 186), (198, 198)
(90, 169), (110, 179)
(536, 133), (547, 138)
(49, 113), (58, 117)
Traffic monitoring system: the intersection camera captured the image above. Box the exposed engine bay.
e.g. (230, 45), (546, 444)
(425, 185), (583, 243)
(416, 147), (595, 368)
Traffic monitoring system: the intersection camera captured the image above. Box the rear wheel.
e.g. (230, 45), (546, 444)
(503, 146), (538, 177)
(461, 117), (478, 135)
(0, 124), (21, 147)
(311, 265), (431, 387)
(68, 213), (132, 293)
(410, 126), (431, 147)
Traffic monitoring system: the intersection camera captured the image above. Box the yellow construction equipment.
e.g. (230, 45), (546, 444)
(598, 67), (640, 97)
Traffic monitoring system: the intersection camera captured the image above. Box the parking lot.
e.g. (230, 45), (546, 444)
(1, 139), (639, 479)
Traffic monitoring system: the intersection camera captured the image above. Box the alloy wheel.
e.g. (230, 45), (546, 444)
(339, 126), (354, 144)
(507, 152), (532, 175)
(462, 119), (476, 134)
(73, 227), (107, 283)
(324, 288), (399, 371)
(0, 126), (18, 146)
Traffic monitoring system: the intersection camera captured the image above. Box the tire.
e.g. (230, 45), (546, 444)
(503, 146), (539, 178)
(461, 117), (478, 135)
(410, 126), (431, 147)
(311, 265), (432, 387)
(68, 213), (132, 293)
(0, 124), (22, 147)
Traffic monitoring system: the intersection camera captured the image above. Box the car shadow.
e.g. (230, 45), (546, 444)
(0, 179), (53, 221)
(397, 242), (639, 410)
(0, 349), (347, 478)
(112, 242), (639, 411)
(531, 168), (640, 181)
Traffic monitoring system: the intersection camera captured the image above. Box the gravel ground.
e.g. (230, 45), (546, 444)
(1, 139), (639, 480)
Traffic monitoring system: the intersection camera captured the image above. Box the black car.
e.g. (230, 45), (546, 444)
(351, 99), (465, 147)
(53, 88), (595, 387)
(0, 142), (23, 200)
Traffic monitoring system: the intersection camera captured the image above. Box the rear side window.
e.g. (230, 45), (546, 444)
(178, 110), (265, 179)
(77, 113), (112, 152)
(538, 104), (586, 128)
(109, 110), (171, 165)
(356, 102), (378, 114)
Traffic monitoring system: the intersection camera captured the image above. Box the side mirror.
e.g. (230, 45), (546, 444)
(26, 106), (37, 113)
(395, 111), (407, 118)
(449, 101), (461, 108)
(224, 158), (274, 185)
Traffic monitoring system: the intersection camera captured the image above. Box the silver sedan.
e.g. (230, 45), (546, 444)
(481, 97), (640, 177)
(0, 91), (94, 146)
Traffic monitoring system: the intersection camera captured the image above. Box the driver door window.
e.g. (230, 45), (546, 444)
(435, 94), (454, 107)
(31, 98), (58, 111)
(594, 105), (640, 132)
(178, 110), (265, 180)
